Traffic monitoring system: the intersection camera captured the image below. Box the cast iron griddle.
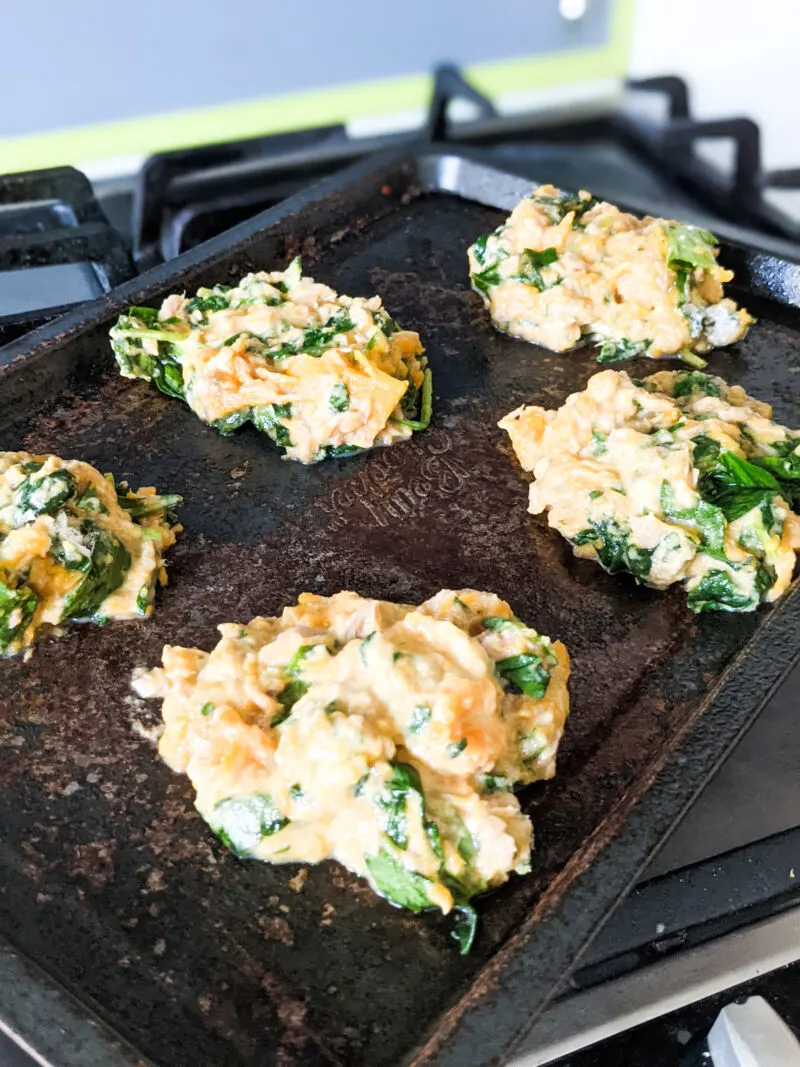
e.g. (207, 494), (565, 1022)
(1, 151), (800, 1067)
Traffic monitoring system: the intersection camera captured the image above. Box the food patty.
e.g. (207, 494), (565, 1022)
(110, 258), (431, 464)
(500, 370), (800, 612)
(133, 588), (570, 951)
(0, 452), (180, 655)
(468, 185), (752, 364)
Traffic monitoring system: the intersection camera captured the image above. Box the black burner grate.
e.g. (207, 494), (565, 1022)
(118, 69), (800, 271)
(0, 166), (134, 347)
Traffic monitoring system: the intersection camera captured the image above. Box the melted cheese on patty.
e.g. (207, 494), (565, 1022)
(468, 185), (752, 362)
(110, 259), (430, 464)
(133, 589), (570, 921)
(500, 370), (800, 612)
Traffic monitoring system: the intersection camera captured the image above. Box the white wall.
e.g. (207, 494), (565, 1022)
(630, 0), (800, 170)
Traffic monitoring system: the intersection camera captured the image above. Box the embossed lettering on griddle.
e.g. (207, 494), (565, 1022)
(317, 435), (470, 530)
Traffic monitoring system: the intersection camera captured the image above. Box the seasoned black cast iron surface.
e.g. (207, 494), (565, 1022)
(1, 155), (799, 1067)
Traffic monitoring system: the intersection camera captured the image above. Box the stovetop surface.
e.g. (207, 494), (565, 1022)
(646, 658), (800, 880)
(555, 962), (800, 1066)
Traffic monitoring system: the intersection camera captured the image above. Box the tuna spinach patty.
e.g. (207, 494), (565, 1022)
(500, 369), (800, 612)
(110, 259), (431, 464)
(0, 452), (180, 655)
(133, 588), (571, 952)
(468, 185), (752, 365)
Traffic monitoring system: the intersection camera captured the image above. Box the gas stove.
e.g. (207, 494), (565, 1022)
(1, 68), (799, 1067)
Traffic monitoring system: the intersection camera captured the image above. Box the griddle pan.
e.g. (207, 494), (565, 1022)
(1, 149), (800, 1067)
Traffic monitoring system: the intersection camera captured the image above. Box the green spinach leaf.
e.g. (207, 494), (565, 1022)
(378, 761), (443, 861)
(514, 247), (559, 291)
(61, 526), (131, 621)
(271, 644), (327, 723)
(116, 492), (182, 520)
(671, 371), (722, 398)
(425, 820), (444, 861)
(480, 616), (519, 633)
(136, 582), (154, 614)
(690, 434), (721, 472)
(149, 349), (188, 401)
(50, 526), (94, 570)
(374, 310), (399, 336)
(475, 772), (512, 794)
(697, 449), (781, 521)
(268, 313), (355, 359)
(572, 518), (654, 581)
(274, 257), (302, 292)
(110, 310), (190, 401)
(660, 481), (726, 555)
(365, 849), (432, 911)
(325, 444), (362, 458)
(481, 617), (555, 663)
(0, 581), (38, 653)
(408, 705), (432, 734)
(686, 568), (763, 613)
(596, 338), (651, 364)
(398, 369), (433, 432)
(471, 263), (502, 294)
(665, 224), (718, 272)
(301, 315), (356, 355)
(124, 305), (159, 329)
(251, 403), (292, 448)
(471, 233), (490, 268)
(273, 680), (309, 725)
(494, 652), (551, 699)
(750, 440), (800, 507)
(665, 225), (718, 303)
(528, 191), (598, 225)
(111, 331), (187, 401)
(12, 468), (75, 524)
(451, 904), (479, 955)
(378, 762), (423, 850)
(75, 488), (107, 514)
(286, 643), (321, 677)
(211, 794), (288, 855)
(211, 410), (252, 435)
(329, 383), (350, 412)
(590, 430), (608, 456)
(186, 291), (230, 317)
